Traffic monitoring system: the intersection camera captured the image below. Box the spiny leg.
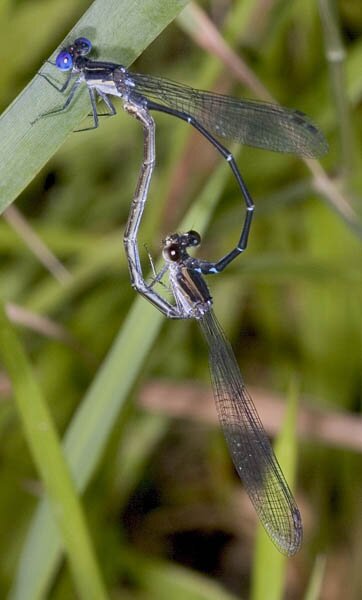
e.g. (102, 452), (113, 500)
(93, 90), (117, 118)
(33, 77), (82, 124)
(74, 87), (99, 131)
(37, 70), (74, 93)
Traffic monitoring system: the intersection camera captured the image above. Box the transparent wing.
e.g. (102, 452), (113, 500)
(199, 309), (302, 555)
(130, 73), (328, 158)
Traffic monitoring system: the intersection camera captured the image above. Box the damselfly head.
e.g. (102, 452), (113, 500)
(162, 233), (181, 262)
(184, 230), (201, 248)
(73, 37), (92, 56)
(162, 242), (181, 263)
(55, 37), (92, 71)
(162, 230), (202, 263)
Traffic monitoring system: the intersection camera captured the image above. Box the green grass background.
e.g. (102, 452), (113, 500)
(0, 0), (361, 598)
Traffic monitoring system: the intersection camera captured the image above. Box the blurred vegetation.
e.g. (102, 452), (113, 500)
(0, 0), (362, 599)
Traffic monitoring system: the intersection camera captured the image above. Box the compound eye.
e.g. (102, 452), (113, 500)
(74, 37), (92, 55)
(163, 243), (180, 262)
(188, 230), (201, 246)
(56, 50), (73, 71)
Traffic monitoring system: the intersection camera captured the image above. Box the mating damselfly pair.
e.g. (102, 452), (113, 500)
(35, 36), (328, 555)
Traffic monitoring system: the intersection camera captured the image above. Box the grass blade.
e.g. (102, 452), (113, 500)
(119, 546), (240, 600)
(304, 555), (327, 600)
(0, 303), (107, 600)
(251, 379), (300, 600)
(0, 0), (190, 214)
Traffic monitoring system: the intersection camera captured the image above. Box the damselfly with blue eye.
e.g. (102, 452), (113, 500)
(122, 104), (303, 556)
(36, 37), (328, 270)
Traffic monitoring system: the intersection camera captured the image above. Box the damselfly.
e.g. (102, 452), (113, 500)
(36, 37), (328, 269)
(123, 105), (302, 556)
